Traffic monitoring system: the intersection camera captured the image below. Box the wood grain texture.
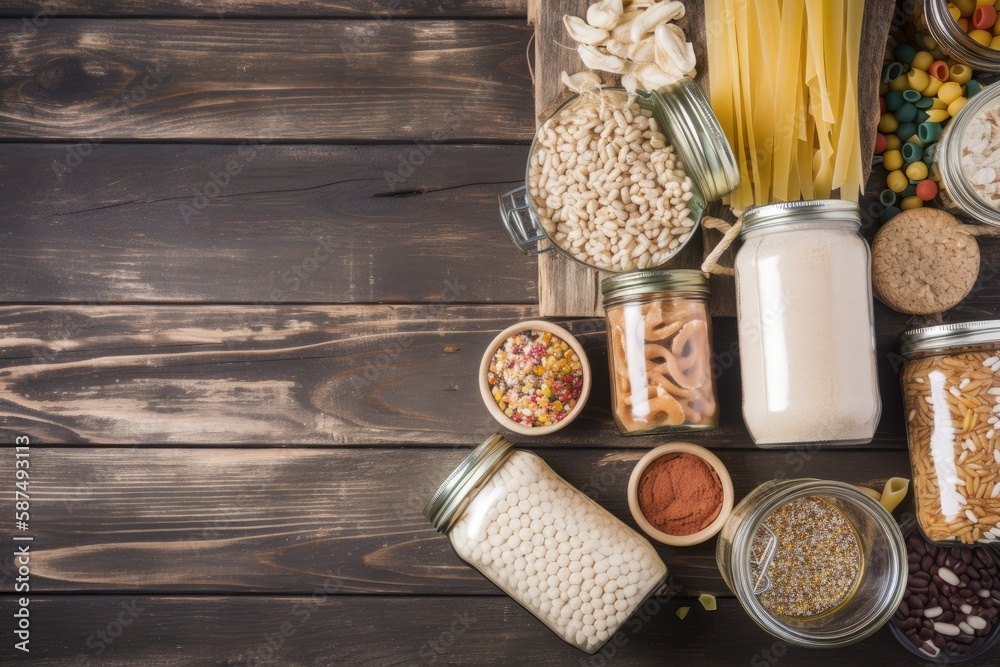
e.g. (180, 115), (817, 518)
(0, 143), (533, 303)
(0, 305), (915, 446)
(0, 595), (976, 666)
(0, 0), (526, 18)
(0, 19), (533, 141)
(0, 446), (911, 595)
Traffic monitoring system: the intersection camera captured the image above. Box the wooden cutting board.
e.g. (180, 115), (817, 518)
(529, 0), (897, 317)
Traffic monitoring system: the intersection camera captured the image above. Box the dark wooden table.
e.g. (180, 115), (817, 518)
(1, 1), (999, 665)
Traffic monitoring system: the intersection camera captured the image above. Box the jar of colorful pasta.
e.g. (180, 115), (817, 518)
(601, 269), (718, 435)
(900, 321), (1000, 545)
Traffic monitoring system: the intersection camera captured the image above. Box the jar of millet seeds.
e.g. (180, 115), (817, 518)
(424, 434), (668, 653)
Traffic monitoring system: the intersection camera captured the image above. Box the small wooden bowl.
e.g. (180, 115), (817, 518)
(479, 320), (591, 436)
(627, 442), (734, 547)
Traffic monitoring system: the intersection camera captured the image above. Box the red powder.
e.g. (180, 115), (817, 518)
(638, 453), (723, 536)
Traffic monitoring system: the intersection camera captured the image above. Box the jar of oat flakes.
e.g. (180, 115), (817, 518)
(424, 434), (668, 653)
(900, 321), (1000, 545)
(936, 82), (1000, 225)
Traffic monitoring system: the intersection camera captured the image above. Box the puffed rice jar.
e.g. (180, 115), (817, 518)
(934, 81), (1000, 226)
(424, 434), (668, 653)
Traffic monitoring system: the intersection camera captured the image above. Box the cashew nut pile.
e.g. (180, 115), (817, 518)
(529, 90), (696, 271)
(607, 298), (717, 433)
(563, 0), (696, 95)
(963, 104), (1000, 208)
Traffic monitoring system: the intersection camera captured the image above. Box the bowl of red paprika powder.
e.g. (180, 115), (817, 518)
(627, 442), (734, 547)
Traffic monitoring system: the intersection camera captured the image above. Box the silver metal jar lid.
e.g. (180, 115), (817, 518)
(741, 200), (861, 236)
(601, 268), (710, 305)
(900, 320), (1000, 357)
(423, 433), (514, 533)
(636, 77), (740, 203)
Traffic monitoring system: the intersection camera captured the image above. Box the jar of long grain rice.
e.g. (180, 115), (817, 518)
(900, 321), (1000, 545)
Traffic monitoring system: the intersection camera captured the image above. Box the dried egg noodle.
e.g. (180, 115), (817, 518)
(705, 0), (866, 206)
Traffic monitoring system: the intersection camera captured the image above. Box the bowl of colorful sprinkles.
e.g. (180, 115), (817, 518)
(479, 320), (591, 436)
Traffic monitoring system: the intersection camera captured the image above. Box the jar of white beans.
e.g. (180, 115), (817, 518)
(424, 434), (668, 653)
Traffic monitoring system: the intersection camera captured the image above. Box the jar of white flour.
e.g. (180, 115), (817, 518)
(734, 200), (881, 447)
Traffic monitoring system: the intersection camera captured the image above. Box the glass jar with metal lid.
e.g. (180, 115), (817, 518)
(499, 78), (740, 272)
(716, 479), (907, 648)
(909, 0), (1000, 72)
(735, 200), (881, 447)
(601, 268), (718, 435)
(900, 321), (1000, 545)
(934, 81), (1000, 225)
(424, 434), (668, 653)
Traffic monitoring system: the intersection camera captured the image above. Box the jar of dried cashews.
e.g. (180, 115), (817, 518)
(900, 321), (1000, 546)
(601, 269), (718, 435)
(424, 434), (668, 654)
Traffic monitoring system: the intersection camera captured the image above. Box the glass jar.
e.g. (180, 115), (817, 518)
(601, 269), (718, 435)
(423, 434), (668, 654)
(499, 77), (740, 272)
(900, 321), (1000, 545)
(735, 200), (881, 447)
(910, 0), (1000, 72)
(716, 479), (907, 648)
(935, 81), (1000, 225)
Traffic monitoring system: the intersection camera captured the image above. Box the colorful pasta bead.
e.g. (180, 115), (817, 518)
(955, 0), (976, 16)
(974, 4), (998, 27)
(916, 179), (939, 201)
(883, 149), (904, 171)
(897, 122), (918, 141)
(896, 101), (918, 122)
(950, 64), (973, 83)
(929, 60), (950, 80)
(948, 96), (969, 116)
(887, 169), (910, 193)
(925, 108), (952, 122)
(901, 142), (923, 163)
(938, 81), (964, 104)
(912, 51), (935, 70)
(918, 121), (943, 142)
(885, 90), (904, 111)
(895, 44), (917, 64)
(906, 161), (930, 181)
(923, 77), (946, 98)
(885, 135), (903, 151)
(968, 80), (984, 96)
(900, 195), (925, 210)
(879, 113), (900, 133)
(875, 133), (887, 154)
(880, 205), (901, 224)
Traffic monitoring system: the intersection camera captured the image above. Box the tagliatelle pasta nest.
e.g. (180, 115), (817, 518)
(607, 299), (717, 433)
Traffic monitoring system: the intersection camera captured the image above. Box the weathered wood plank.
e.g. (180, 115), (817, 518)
(0, 0), (526, 18)
(0, 595), (965, 666)
(0, 19), (533, 141)
(0, 447), (911, 595)
(0, 305), (912, 446)
(0, 143), (533, 303)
